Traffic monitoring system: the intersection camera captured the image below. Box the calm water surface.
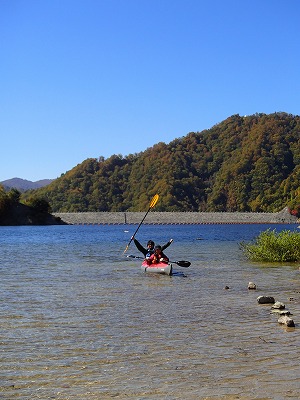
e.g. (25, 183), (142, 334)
(0, 224), (300, 399)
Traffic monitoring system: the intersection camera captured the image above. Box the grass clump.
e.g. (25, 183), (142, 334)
(241, 228), (300, 262)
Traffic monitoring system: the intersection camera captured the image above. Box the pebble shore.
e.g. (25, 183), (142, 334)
(54, 208), (298, 225)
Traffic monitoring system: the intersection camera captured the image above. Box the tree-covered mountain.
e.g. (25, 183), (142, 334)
(23, 112), (300, 215)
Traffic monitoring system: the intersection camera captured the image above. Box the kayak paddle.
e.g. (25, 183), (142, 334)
(123, 194), (159, 253)
(126, 254), (191, 268)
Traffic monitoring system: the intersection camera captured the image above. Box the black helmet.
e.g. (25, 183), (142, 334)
(154, 245), (162, 250)
(147, 240), (154, 246)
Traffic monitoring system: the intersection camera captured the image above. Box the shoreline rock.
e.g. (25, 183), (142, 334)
(257, 296), (296, 328)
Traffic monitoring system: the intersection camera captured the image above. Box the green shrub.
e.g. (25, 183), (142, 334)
(241, 228), (300, 262)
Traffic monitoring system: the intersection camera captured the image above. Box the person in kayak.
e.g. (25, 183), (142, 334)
(146, 245), (169, 265)
(132, 237), (173, 258)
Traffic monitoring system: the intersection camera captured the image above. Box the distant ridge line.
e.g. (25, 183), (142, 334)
(1, 178), (53, 191)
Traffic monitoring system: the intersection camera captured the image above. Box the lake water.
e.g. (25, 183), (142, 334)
(1, 224), (300, 400)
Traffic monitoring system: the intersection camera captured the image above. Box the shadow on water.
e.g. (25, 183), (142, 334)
(171, 271), (188, 278)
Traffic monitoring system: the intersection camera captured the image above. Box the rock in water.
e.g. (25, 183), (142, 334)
(278, 315), (295, 327)
(248, 282), (256, 290)
(257, 296), (275, 304)
(272, 301), (285, 309)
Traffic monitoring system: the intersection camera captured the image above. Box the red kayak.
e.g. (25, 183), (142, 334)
(141, 260), (172, 275)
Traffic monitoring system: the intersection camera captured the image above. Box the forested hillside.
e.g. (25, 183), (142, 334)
(24, 112), (300, 214)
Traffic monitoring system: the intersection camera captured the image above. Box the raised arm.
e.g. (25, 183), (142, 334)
(161, 238), (173, 251)
(133, 237), (147, 256)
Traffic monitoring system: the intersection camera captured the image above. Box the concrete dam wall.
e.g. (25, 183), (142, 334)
(54, 208), (298, 225)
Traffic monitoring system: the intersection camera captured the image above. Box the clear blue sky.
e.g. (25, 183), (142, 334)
(1, 0), (299, 182)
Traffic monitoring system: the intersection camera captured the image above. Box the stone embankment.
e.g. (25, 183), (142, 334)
(54, 207), (298, 225)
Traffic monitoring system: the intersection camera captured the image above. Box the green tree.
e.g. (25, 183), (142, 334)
(26, 197), (51, 213)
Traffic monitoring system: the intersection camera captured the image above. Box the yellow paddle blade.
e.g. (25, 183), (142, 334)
(150, 194), (159, 208)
